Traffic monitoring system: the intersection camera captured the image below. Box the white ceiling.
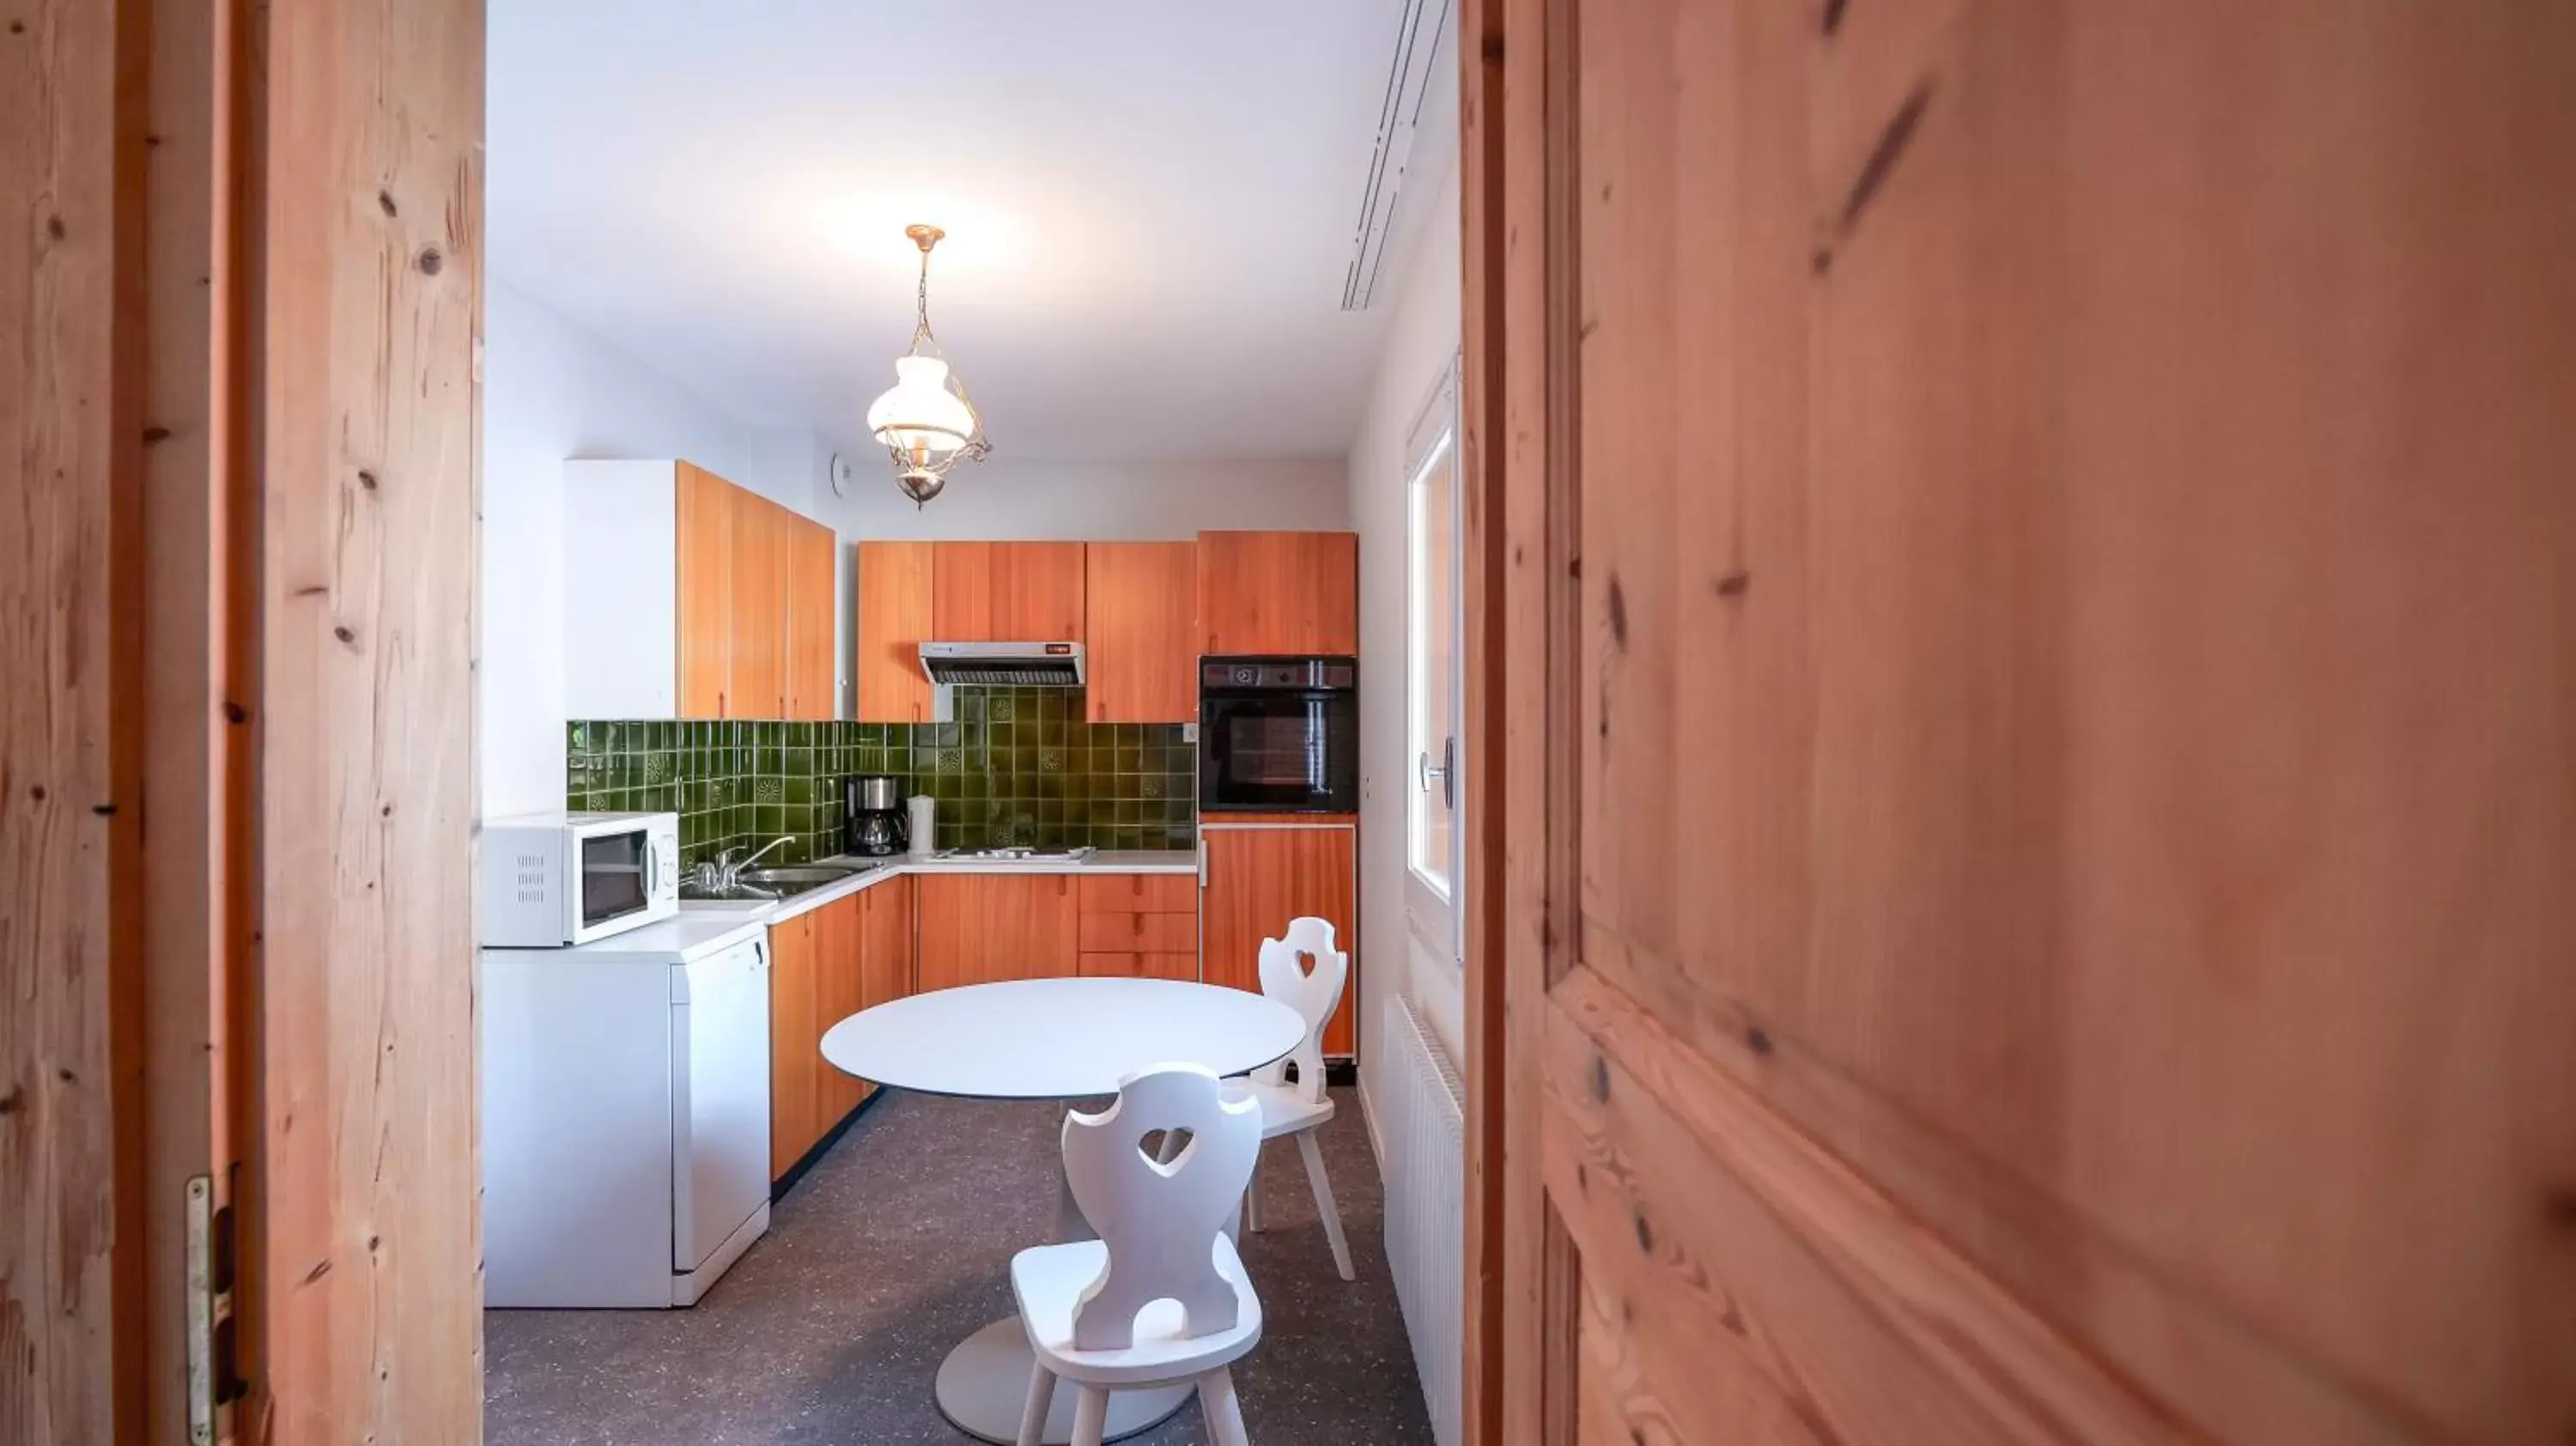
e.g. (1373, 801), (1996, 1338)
(488, 0), (1435, 463)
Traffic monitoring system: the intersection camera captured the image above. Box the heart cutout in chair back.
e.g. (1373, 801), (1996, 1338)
(1139, 1127), (1197, 1172)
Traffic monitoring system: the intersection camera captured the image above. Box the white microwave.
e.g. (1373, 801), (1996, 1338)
(482, 811), (680, 947)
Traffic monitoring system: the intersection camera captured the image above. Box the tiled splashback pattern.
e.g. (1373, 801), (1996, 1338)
(566, 687), (1196, 867)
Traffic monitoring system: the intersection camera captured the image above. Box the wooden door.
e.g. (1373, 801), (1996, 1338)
(767, 909), (820, 1179)
(676, 461), (736, 716)
(915, 873), (1081, 992)
(933, 541), (1087, 641)
(1464, 3), (2576, 1443)
(856, 540), (935, 723)
(1195, 531), (1358, 654)
(728, 490), (787, 718)
(785, 516), (839, 720)
(1200, 827), (1358, 1056)
(1084, 542), (1198, 721)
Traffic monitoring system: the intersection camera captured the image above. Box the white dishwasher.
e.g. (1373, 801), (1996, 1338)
(483, 916), (775, 1308)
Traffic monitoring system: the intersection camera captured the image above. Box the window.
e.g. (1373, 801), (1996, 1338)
(1406, 357), (1464, 961)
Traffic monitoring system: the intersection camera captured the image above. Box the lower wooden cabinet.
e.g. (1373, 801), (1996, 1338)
(1200, 823), (1359, 1056)
(915, 873), (1081, 992)
(770, 878), (915, 1182)
(1078, 951), (1199, 981)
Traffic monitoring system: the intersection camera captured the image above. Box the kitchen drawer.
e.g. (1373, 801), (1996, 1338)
(1078, 873), (1199, 912)
(1078, 951), (1198, 982)
(1078, 910), (1199, 953)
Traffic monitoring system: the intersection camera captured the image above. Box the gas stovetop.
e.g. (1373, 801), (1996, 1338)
(930, 846), (1097, 863)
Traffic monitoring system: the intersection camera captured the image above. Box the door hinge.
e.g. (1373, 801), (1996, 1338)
(186, 1176), (246, 1443)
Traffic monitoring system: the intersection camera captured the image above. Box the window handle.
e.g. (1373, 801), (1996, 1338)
(1417, 736), (1455, 810)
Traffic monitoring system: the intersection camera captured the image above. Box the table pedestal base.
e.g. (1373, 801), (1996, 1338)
(934, 1317), (1194, 1444)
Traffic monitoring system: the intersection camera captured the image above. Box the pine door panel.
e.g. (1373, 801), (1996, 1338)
(1474, 1), (2576, 1443)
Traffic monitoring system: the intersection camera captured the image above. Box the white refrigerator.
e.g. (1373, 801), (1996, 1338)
(483, 916), (774, 1307)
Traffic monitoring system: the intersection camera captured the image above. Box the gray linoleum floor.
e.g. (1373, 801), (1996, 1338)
(485, 1085), (1434, 1445)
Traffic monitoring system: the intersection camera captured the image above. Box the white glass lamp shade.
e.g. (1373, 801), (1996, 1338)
(866, 355), (976, 456)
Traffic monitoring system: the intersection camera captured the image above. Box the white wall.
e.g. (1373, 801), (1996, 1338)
(1346, 159), (1465, 1099)
(481, 278), (823, 818)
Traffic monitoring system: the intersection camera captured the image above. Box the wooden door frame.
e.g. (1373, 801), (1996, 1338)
(7, 0), (485, 1441)
(1458, 0), (1563, 1439)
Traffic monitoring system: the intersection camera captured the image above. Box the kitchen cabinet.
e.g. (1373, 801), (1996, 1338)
(785, 518), (839, 720)
(916, 872), (1081, 992)
(933, 541), (1086, 642)
(731, 493), (787, 718)
(676, 462), (735, 716)
(770, 879), (914, 1182)
(768, 904), (823, 1180)
(1084, 542), (1198, 721)
(1195, 530), (1358, 656)
(1078, 872), (1199, 979)
(568, 459), (838, 720)
(855, 540), (935, 723)
(1200, 823), (1358, 1057)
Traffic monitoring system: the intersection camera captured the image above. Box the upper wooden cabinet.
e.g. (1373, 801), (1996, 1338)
(1084, 542), (1196, 721)
(855, 541), (935, 723)
(571, 459), (836, 720)
(1195, 531), (1359, 655)
(673, 462), (735, 716)
(933, 541), (1086, 642)
(785, 520), (838, 720)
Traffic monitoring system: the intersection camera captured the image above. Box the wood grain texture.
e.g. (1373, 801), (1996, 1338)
(1076, 952), (1199, 982)
(675, 461), (734, 717)
(852, 876), (914, 1096)
(1194, 531), (1359, 655)
(932, 541), (1086, 643)
(914, 873), (1080, 993)
(1077, 873), (1198, 912)
(1084, 541), (1196, 721)
(2, 0), (124, 1435)
(727, 489), (785, 718)
(817, 893), (867, 1120)
(1473, 1), (2576, 1443)
(855, 541), (934, 723)
(785, 514), (837, 720)
(1078, 911), (1197, 954)
(1200, 826), (1358, 1056)
(250, 0), (484, 1436)
(768, 910), (820, 1179)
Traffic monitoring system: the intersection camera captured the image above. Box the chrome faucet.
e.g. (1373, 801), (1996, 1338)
(704, 835), (794, 892)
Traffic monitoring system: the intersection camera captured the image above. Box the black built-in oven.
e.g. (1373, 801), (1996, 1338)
(1199, 656), (1359, 813)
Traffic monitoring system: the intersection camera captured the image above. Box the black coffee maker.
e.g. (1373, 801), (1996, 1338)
(843, 774), (908, 856)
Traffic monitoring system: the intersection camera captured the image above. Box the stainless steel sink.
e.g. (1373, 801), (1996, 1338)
(738, 865), (868, 887)
(679, 861), (878, 902)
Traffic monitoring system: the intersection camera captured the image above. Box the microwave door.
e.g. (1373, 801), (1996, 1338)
(577, 829), (652, 934)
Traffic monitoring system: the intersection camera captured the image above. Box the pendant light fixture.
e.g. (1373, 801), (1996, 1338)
(866, 224), (990, 507)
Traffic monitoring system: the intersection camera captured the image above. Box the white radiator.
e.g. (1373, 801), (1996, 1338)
(1378, 994), (1465, 1446)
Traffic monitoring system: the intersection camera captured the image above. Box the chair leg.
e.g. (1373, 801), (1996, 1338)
(1071, 1384), (1110, 1446)
(1296, 1128), (1355, 1281)
(1016, 1360), (1056, 1446)
(1199, 1366), (1251, 1446)
(1245, 1145), (1264, 1233)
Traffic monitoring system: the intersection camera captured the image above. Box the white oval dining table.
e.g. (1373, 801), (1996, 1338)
(821, 976), (1306, 1446)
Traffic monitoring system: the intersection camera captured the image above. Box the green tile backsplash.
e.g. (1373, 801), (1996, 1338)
(566, 687), (1196, 868)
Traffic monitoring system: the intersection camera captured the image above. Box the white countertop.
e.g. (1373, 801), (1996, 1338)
(686, 849), (1200, 927)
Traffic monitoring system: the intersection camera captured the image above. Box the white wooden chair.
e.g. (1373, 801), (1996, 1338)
(1231, 916), (1356, 1281)
(1011, 1063), (1266, 1446)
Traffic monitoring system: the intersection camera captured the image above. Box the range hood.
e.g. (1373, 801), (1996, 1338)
(919, 641), (1086, 687)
